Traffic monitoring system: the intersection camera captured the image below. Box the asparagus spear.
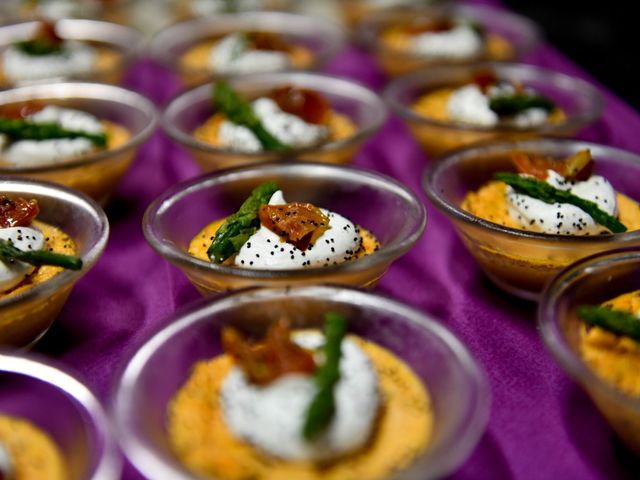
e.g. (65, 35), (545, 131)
(489, 94), (556, 116)
(212, 81), (289, 152)
(303, 311), (347, 441)
(0, 117), (107, 147)
(16, 38), (63, 56)
(577, 305), (640, 342)
(495, 172), (627, 234)
(207, 181), (279, 264)
(0, 239), (82, 270)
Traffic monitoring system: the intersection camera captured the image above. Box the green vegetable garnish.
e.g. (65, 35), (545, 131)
(577, 305), (640, 342)
(495, 172), (627, 234)
(222, 0), (239, 12)
(212, 81), (289, 152)
(207, 181), (279, 264)
(16, 38), (64, 56)
(303, 311), (347, 441)
(489, 94), (556, 116)
(0, 239), (82, 270)
(0, 118), (107, 147)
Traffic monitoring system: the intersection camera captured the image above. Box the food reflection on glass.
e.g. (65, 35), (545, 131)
(194, 81), (356, 154)
(0, 101), (130, 169)
(0, 195), (83, 300)
(0, 414), (66, 480)
(168, 312), (433, 480)
(0, 20), (120, 85)
(189, 181), (380, 270)
(184, 0), (291, 17)
(462, 149), (640, 236)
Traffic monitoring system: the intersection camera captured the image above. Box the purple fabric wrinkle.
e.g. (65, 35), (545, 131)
(17, 2), (640, 478)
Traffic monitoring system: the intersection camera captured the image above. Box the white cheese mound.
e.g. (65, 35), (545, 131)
(36, 0), (84, 20)
(0, 226), (45, 293)
(2, 41), (97, 83)
(0, 442), (12, 478)
(190, 0), (264, 15)
(507, 170), (619, 235)
(221, 331), (380, 461)
(234, 190), (362, 269)
(410, 24), (482, 59)
(209, 33), (290, 75)
(218, 97), (329, 152)
(2, 106), (104, 168)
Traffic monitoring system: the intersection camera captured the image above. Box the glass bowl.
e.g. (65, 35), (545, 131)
(385, 62), (603, 157)
(539, 247), (640, 454)
(0, 177), (109, 347)
(0, 18), (142, 87)
(423, 139), (640, 301)
(113, 285), (490, 480)
(143, 162), (425, 294)
(0, 82), (158, 204)
(162, 72), (386, 171)
(150, 12), (345, 87)
(0, 350), (120, 479)
(357, 4), (541, 77)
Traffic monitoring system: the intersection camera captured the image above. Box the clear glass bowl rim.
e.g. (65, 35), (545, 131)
(113, 284), (491, 480)
(143, 161), (426, 279)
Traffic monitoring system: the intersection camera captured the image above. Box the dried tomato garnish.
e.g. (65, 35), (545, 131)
(512, 149), (594, 181)
(269, 86), (331, 125)
(222, 319), (317, 385)
(259, 202), (329, 251)
(0, 196), (39, 228)
(0, 100), (45, 119)
(472, 70), (498, 93)
(404, 17), (455, 35)
(247, 31), (291, 52)
(36, 20), (63, 46)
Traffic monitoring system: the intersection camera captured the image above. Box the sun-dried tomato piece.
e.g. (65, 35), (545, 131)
(403, 17), (455, 35)
(36, 20), (63, 46)
(269, 85), (331, 125)
(512, 149), (594, 181)
(259, 202), (329, 251)
(222, 319), (317, 385)
(0, 196), (39, 228)
(472, 70), (498, 93)
(0, 100), (45, 119)
(247, 31), (291, 52)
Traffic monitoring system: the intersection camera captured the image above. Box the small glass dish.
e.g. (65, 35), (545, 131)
(0, 18), (142, 87)
(385, 62), (602, 157)
(357, 4), (541, 77)
(539, 247), (640, 454)
(162, 72), (386, 171)
(143, 162), (425, 295)
(0, 82), (158, 204)
(423, 139), (640, 301)
(0, 177), (108, 347)
(0, 350), (120, 479)
(113, 284), (490, 480)
(150, 12), (345, 87)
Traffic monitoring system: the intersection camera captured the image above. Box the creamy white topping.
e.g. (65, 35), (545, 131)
(410, 24), (482, 59)
(0, 226), (45, 293)
(2, 41), (97, 84)
(221, 331), (379, 461)
(0, 442), (12, 479)
(507, 170), (619, 235)
(1, 106), (104, 168)
(35, 0), (84, 19)
(209, 33), (290, 75)
(447, 83), (551, 127)
(234, 190), (362, 269)
(218, 97), (329, 152)
(190, 0), (264, 15)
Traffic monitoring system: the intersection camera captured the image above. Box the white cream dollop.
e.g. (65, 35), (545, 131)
(1, 106), (105, 168)
(0, 226), (45, 293)
(507, 170), (619, 235)
(218, 97), (329, 153)
(234, 190), (362, 269)
(0, 442), (12, 478)
(410, 24), (482, 59)
(2, 41), (97, 84)
(209, 33), (290, 75)
(221, 331), (380, 461)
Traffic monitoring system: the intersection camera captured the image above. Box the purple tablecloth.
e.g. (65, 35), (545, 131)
(31, 2), (640, 479)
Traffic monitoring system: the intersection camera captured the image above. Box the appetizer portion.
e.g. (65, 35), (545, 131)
(0, 101), (130, 168)
(168, 312), (433, 479)
(189, 181), (380, 269)
(578, 291), (640, 397)
(180, 31), (313, 76)
(414, 70), (565, 128)
(194, 81), (356, 153)
(0, 195), (82, 300)
(0, 21), (120, 85)
(462, 150), (640, 236)
(0, 414), (66, 480)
